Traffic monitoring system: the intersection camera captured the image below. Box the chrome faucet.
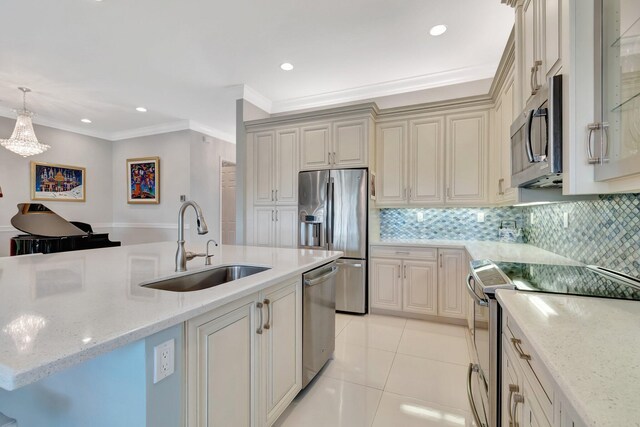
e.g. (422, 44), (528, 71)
(205, 239), (219, 265)
(175, 200), (209, 272)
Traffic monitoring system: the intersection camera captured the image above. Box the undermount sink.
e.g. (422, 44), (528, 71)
(141, 265), (271, 292)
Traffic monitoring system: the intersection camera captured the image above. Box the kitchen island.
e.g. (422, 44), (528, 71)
(0, 242), (341, 426)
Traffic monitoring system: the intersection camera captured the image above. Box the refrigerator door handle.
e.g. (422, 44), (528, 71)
(326, 179), (333, 248)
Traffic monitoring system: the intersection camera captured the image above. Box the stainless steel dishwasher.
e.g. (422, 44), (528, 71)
(302, 261), (337, 388)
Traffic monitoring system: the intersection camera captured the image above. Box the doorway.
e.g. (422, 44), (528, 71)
(220, 160), (237, 244)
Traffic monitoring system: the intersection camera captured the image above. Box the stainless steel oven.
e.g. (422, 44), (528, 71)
(510, 74), (563, 188)
(466, 261), (514, 427)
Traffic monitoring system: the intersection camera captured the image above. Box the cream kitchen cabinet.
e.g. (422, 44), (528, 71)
(370, 246), (466, 320)
(437, 249), (467, 319)
(518, 0), (562, 109)
(376, 111), (485, 207)
(491, 67), (517, 205)
(445, 111), (489, 205)
(252, 206), (298, 249)
(300, 118), (370, 170)
(186, 279), (302, 427)
(252, 129), (298, 206)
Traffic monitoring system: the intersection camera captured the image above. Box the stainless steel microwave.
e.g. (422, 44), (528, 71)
(510, 74), (563, 188)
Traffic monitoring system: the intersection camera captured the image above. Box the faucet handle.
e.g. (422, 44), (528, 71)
(185, 251), (206, 261)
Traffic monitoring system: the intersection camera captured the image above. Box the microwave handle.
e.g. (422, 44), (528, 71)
(525, 109), (536, 163)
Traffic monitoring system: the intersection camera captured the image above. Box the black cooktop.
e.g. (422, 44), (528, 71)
(494, 261), (640, 301)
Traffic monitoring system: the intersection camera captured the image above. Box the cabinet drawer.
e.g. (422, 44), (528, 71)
(370, 246), (437, 260)
(504, 314), (554, 423)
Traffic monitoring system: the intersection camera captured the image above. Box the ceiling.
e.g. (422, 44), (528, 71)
(0, 0), (514, 142)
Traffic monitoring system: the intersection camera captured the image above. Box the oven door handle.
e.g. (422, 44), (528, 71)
(467, 363), (487, 427)
(466, 274), (489, 307)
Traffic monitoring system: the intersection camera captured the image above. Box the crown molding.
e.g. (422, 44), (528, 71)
(270, 64), (499, 114)
(188, 121), (235, 143)
(0, 108), (113, 141)
(488, 26), (516, 101)
(242, 85), (273, 114)
(245, 102), (378, 129)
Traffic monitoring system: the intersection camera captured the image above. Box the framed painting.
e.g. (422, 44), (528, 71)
(31, 162), (86, 202)
(127, 157), (160, 204)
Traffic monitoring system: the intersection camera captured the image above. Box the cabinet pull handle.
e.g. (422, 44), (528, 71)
(510, 389), (524, 427)
(403, 187), (407, 200)
(256, 301), (264, 334)
(403, 264), (407, 279)
(271, 189), (274, 201)
(439, 253), (443, 268)
(271, 210), (275, 222)
(275, 189), (278, 201)
(408, 187), (412, 200)
(508, 384), (519, 427)
(328, 152), (331, 164)
(511, 337), (532, 360)
(333, 151), (336, 165)
(498, 178), (505, 196)
(586, 123), (601, 164)
(397, 266), (401, 279)
(263, 299), (271, 330)
(394, 251), (410, 255)
(601, 122), (610, 162)
(530, 65), (536, 94)
(531, 60), (543, 94)
(275, 210), (279, 222)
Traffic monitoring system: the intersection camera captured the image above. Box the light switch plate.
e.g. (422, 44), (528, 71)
(563, 212), (569, 228)
(153, 339), (175, 384)
(477, 212), (485, 223)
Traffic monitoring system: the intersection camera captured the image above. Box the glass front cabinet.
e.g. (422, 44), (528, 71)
(589, 0), (640, 181)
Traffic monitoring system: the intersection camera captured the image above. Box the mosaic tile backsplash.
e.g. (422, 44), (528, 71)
(525, 193), (640, 278)
(379, 193), (640, 278)
(379, 207), (527, 241)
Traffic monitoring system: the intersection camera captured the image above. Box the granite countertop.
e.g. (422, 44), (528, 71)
(370, 239), (580, 265)
(0, 242), (342, 391)
(496, 290), (640, 427)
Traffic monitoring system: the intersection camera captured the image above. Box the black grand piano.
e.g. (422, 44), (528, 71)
(10, 203), (121, 256)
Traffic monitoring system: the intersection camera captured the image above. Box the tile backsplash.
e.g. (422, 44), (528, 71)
(378, 193), (640, 278)
(526, 193), (640, 277)
(379, 207), (526, 241)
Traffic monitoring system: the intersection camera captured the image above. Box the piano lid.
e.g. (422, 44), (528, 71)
(10, 203), (88, 237)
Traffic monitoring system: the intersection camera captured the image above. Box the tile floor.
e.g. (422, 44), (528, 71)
(275, 313), (476, 427)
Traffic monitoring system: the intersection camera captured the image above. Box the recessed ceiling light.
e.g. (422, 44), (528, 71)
(280, 62), (294, 71)
(136, 107), (147, 112)
(429, 24), (447, 36)
(81, 118), (92, 124)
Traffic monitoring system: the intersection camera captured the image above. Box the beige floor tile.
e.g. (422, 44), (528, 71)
(385, 353), (470, 411)
(372, 392), (474, 427)
(404, 319), (468, 337)
(322, 340), (396, 390)
(335, 313), (356, 337)
(397, 328), (471, 366)
(275, 376), (382, 427)
(335, 316), (405, 352)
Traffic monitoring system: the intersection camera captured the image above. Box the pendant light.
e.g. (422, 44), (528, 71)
(1, 87), (50, 157)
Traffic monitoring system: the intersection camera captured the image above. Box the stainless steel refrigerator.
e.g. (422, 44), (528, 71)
(298, 169), (367, 314)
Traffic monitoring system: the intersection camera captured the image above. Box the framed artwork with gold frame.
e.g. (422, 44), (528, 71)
(31, 161), (86, 202)
(127, 157), (160, 204)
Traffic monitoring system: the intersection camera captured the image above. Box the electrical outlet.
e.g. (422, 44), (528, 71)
(530, 212), (535, 225)
(153, 339), (175, 384)
(563, 212), (569, 229)
(416, 212), (424, 222)
(180, 195), (186, 202)
(477, 212), (485, 223)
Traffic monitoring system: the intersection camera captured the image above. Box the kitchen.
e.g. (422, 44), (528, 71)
(0, 0), (639, 426)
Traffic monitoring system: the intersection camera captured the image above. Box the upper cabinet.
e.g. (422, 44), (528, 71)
(300, 118), (371, 170)
(562, 0), (640, 193)
(252, 129), (298, 206)
(518, 0), (562, 109)
(376, 110), (487, 207)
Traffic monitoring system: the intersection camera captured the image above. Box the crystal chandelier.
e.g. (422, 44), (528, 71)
(1, 87), (50, 157)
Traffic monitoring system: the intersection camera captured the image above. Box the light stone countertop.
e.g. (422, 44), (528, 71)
(496, 290), (640, 427)
(370, 239), (581, 265)
(0, 242), (342, 391)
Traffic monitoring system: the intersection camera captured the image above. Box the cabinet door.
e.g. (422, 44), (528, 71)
(371, 258), (402, 311)
(409, 118), (445, 204)
(300, 124), (331, 170)
(261, 280), (302, 426)
(501, 77), (516, 201)
(376, 121), (407, 205)
(402, 260), (438, 315)
(274, 207), (298, 249)
(543, 0), (561, 77)
(254, 131), (276, 205)
(523, 379), (552, 427)
(445, 112), (488, 205)
(254, 207), (275, 247)
(522, 0), (537, 104)
(333, 119), (367, 167)
(437, 249), (467, 319)
(187, 301), (257, 427)
(275, 129), (299, 205)
(502, 335), (524, 427)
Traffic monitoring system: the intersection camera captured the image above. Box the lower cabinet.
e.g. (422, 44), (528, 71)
(186, 279), (302, 427)
(370, 246), (465, 320)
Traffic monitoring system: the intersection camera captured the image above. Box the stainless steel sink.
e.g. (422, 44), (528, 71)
(141, 265), (271, 292)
